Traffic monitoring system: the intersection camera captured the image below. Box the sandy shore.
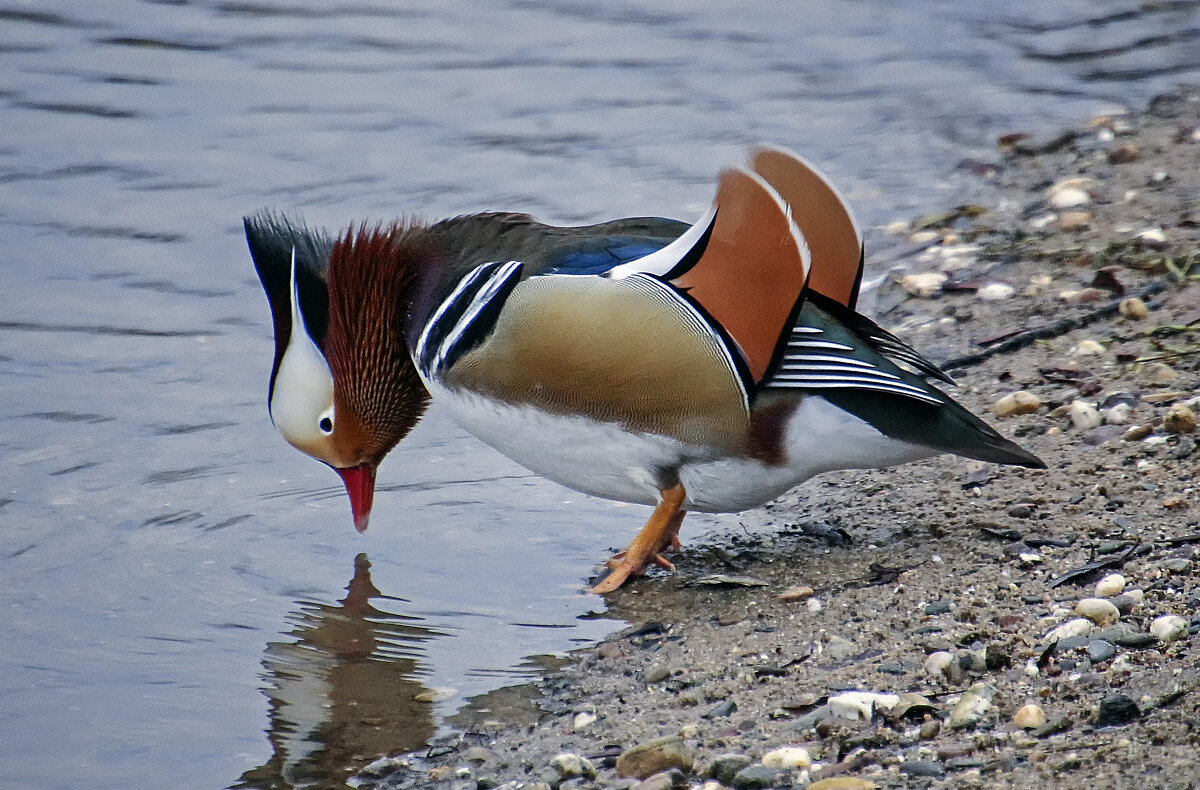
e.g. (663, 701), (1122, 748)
(351, 89), (1200, 790)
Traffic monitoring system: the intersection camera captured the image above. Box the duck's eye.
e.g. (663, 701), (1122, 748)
(319, 416), (334, 434)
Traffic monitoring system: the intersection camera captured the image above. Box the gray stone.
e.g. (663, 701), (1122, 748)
(924, 601), (952, 615)
(1114, 632), (1159, 649)
(1097, 694), (1141, 726)
(702, 700), (737, 719)
(644, 666), (671, 684)
(730, 764), (784, 789)
(900, 760), (946, 777)
(1086, 639), (1117, 663)
(707, 754), (753, 785)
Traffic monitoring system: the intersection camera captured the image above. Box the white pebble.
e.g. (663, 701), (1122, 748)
(1047, 178), (1095, 208)
(1070, 340), (1106, 356)
(994, 391), (1041, 417)
(1050, 188), (1091, 209)
(1125, 589), (1145, 604)
(806, 597), (822, 613)
(884, 221), (909, 236)
(573, 711), (597, 730)
(1150, 615), (1188, 642)
(1069, 400), (1102, 431)
(1045, 618), (1094, 642)
(1095, 574), (1126, 597)
(551, 753), (597, 779)
(923, 651), (954, 679)
(1013, 703), (1047, 729)
(977, 282), (1015, 301)
(828, 691), (899, 720)
(1101, 403), (1133, 426)
(909, 230), (940, 244)
(1137, 227), (1167, 249)
(901, 272), (947, 297)
(414, 687), (457, 703)
(950, 683), (993, 729)
(1075, 598), (1121, 626)
(762, 746), (811, 769)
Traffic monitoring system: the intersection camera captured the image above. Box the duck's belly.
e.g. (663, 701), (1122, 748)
(430, 382), (936, 513)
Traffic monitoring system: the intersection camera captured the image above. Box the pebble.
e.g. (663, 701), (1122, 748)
(994, 390), (1042, 417)
(828, 691), (899, 720)
(1119, 297), (1150, 320)
(1070, 340), (1106, 356)
(1069, 400), (1103, 430)
(807, 780), (879, 790)
(1107, 143), (1140, 163)
(1123, 424), (1154, 441)
(1087, 639), (1117, 664)
(414, 687), (457, 703)
(1045, 618), (1095, 642)
(777, 585), (815, 602)
(1150, 615), (1188, 642)
(1013, 703), (1047, 729)
(730, 765), (783, 790)
(978, 282), (1016, 301)
(822, 634), (858, 660)
(1114, 631), (1159, 649)
(1048, 184), (1092, 209)
(1099, 569), (1123, 593)
(950, 683), (993, 730)
(551, 754), (597, 780)
(1159, 557), (1192, 573)
(920, 719), (942, 740)
(573, 711), (597, 730)
(1096, 694), (1141, 726)
(1075, 598), (1121, 626)
(1035, 716), (1074, 738)
(899, 760), (946, 777)
(924, 601), (952, 615)
(1057, 211), (1091, 231)
(644, 666), (671, 684)
(1137, 227), (1168, 250)
(761, 747), (811, 770)
(616, 736), (694, 779)
(1140, 363), (1181, 383)
(634, 771), (683, 790)
(702, 700), (737, 719)
(1164, 403), (1197, 434)
(1101, 403), (1133, 425)
(1110, 595), (1137, 616)
(707, 755), (752, 785)
(900, 272), (947, 297)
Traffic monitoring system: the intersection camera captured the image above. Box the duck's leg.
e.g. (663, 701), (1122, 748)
(590, 483), (687, 594)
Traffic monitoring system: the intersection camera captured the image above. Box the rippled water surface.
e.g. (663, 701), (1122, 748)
(3, 2), (1198, 787)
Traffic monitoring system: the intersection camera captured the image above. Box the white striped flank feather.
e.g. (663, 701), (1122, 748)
(767, 325), (944, 405)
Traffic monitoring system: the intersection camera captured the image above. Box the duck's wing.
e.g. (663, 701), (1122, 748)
(750, 145), (863, 310)
(606, 167), (812, 387)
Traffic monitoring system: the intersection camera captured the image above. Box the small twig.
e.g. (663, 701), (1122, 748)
(940, 280), (1170, 372)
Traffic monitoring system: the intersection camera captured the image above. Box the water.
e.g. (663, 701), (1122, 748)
(2, 1), (1197, 787)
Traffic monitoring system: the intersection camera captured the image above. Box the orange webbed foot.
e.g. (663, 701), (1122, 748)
(588, 486), (687, 594)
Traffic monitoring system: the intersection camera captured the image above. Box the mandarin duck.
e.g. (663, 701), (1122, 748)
(246, 145), (1044, 594)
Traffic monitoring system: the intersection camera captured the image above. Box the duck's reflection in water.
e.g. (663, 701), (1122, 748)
(234, 554), (442, 789)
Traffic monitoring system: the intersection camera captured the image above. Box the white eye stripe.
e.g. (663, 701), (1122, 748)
(270, 249), (336, 448)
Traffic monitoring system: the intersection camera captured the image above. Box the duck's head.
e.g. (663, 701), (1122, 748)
(246, 214), (431, 531)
